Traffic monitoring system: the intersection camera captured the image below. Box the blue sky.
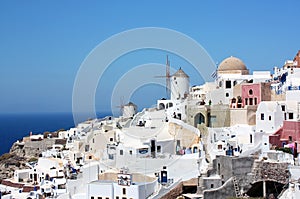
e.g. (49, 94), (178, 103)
(0, 1), (299, 114)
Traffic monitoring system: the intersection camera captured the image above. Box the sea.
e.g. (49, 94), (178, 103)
(0, 112), (110, 156)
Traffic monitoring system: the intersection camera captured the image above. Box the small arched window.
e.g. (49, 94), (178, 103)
(249, 89), (253, 95)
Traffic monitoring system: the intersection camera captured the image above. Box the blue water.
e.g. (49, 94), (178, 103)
(0, 112), (110, 155)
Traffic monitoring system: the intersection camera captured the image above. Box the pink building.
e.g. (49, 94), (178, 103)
(241, 82), (271, 107)
(269, 120), (300, 155)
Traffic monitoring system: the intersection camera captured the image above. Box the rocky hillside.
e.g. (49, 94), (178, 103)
(0, 133), (66, 182)
(0, 151), (30, 181)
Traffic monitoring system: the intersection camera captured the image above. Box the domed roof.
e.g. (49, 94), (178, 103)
(218, 56), (247, 71)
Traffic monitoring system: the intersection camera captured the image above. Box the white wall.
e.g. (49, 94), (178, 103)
(171, 76), (189, 101)
(256, 102), (284, 133)
(286, 90), (300, 102)
(88, 183), (113, 199)
(82, 162), (100, 184)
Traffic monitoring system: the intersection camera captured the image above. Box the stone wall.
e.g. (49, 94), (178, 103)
(201, 156), (289, 198)
(252, 160), (289, 184)
(203, 177), (235, 199)
(10, 138), (66, 157)
(160, 182), (183, 199)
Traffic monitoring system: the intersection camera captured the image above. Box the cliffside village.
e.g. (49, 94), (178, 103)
(1, 51), (300, 199)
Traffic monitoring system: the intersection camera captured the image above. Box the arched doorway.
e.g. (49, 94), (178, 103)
(246, 180), (284, 198)
(194, 113), (205, 127)
(159, 103), (165, 110)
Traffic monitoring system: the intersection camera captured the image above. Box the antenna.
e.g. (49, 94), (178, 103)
(154, 55), (171, 99)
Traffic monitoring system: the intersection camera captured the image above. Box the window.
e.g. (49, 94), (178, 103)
(157, 146), (161, 153)
(249, 98), (253, 105)
(116, 197), (119, 199)
(211, 184), (214, 188)
(250, 134), (253, 144)
(289, 113), (294, 119)
(284, 113), (287, 120)
(98, 197), (102, 199)
(129, 150), (132, 155)
(249, 89), (253, 95)
(261, 113), (264, 120)
(91, 197), (94, 199)
(254, 98), (257, 105)
(225, 80), (231, 89)
(289, 136), (293, 142)
(269, 116), (271, 121)
(233, 80), (237, 86)
(120, 150), (123, 155)
(123, 188), (126, 195)
(281, 105), (286, 111)
(93, 138), (94, 143)
(110, 137), (114, 142)
(245, 98), (248, 105)
(225, 93), (229, 97)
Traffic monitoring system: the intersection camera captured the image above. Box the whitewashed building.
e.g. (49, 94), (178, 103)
(87, 170), (157, 199)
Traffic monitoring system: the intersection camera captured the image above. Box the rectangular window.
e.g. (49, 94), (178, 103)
(97, 197), (102, 199)
(91, 197), (94, 199)
(245, 98), (248, 105)
(254, 98), (257, 105)
(123, 188), (126, 195)
(225, 80), (231, 89)
(157, 146), (161, 153)
(116, 197), (119, 199)
(129, 150), (132, 155)
(249, 98), (253, 105)
(289, 113), (294, 119)
(281, 105), (286, 111)
(120, 150), (123, 155)
(269, 116), (271, 121)
(261, 113), (264, 120)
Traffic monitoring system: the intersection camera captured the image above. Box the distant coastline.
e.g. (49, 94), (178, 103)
(0, 112), (111, 155)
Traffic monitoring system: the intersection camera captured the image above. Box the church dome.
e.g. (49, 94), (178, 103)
(218, 56), (247, 71)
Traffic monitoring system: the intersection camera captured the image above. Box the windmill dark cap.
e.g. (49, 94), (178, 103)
(172, 68), (189, 78)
